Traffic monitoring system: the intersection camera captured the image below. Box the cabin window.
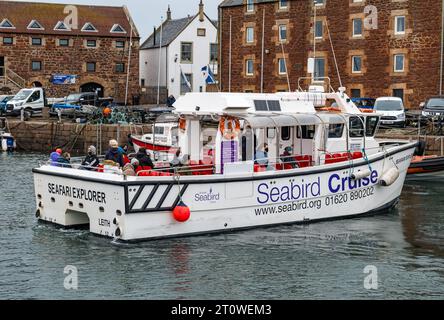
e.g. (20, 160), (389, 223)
(297, 126), (315, 139)
(349, 116), (364, 138)
(328, 124), (344, 138)
(253, 100), (281, 112)
(154, 126), (165, 135)
(267, 128), (276, 139)
(365, 116), (379, 137)
(281, 126), (291, 141)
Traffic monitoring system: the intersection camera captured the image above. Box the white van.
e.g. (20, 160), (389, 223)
(5, 87), (46, 117)
(374, 97), (406, 127)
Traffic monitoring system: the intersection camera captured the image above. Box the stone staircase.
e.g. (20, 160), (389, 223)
(0, 67), (25, 95)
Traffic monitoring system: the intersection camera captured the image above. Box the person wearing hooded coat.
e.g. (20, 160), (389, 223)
(50, 148), (62, 166)
(105, 139), (124, 167)
(82, 145), (100, 170)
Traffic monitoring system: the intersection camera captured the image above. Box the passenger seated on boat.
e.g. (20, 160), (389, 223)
(49, 148), (62, 166)
(123, 163), (136, 176)
(280, 147), (299, 169)
(255, 143), (269, 167)
(105, 139), (124, 167)
(118, 145), (130, 165)
(135, 148), (154, 169)
(81, 145), (100, 170)
(57, 152), (71, 168)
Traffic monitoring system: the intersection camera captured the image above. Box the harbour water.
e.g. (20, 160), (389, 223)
(0, 153), (443, 299)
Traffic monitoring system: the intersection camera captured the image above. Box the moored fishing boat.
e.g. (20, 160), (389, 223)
(407, 155), (444, 180)
(33, 86), (417, 241)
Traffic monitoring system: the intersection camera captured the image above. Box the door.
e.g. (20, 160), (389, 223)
(393, 89), (404, 101)
(0, 57), (4, 77)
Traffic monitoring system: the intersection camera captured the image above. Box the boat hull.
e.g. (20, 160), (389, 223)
(33, 142), (416, 241)
(407, 156), (444, 181)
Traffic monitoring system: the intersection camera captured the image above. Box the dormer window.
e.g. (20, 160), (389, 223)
(0, 19), (15, 29)
(27, 20), (44, 30)
(54, 21), (70, 31)
(110, 24), (126, 33)
(81, 23), (98, 32)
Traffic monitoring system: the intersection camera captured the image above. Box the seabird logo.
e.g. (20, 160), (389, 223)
(194, 187), (220, 203)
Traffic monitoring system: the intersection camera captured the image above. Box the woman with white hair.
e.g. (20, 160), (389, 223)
(82, 145), (100, 170)
(105, 139), (124, 167)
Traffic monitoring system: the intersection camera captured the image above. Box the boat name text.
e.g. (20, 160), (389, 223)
(48, 183), (106, 204)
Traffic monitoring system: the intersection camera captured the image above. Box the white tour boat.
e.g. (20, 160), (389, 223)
(33, 87), (417, 241)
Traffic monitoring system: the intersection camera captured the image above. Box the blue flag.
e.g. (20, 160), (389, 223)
(201, 65), (216, 84)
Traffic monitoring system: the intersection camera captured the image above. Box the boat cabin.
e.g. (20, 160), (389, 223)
(142, 90), (381, 176)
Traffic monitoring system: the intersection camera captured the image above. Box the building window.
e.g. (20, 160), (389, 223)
(353, 18), (363, 37)
(315, 0), (324, 5)
(246, 0), (254, 12)
(27, 20), (44, 30)
(246, 27), (254, 43)
(180, 73), (193, 95)
(314, 57), (325, 80)
(59, 39), (69, 47)
(31, 37), (42, 46)
(394, 54), (405, 72)
(86, 62), (96, 72)
(31, 61), (42, 71)
(352, 56), (362, 73)
(395, 16), (405, 35)
(351, 89), (361, 98)
(278, 58), (287, 75)
(279, 0), (288, 9)
(3, 37), (13, 45)
(54, 21), (70, 31)
(246, 59), (254, 76)
(86, 40), (97, 47)
(210, 43), (218, 63)
(0, 19), (15, 29)
(116, 40), (125, 48)
(279, 25), (287, 42)
(315, 20), (323, 39)
(197, 28), (206, 37)
(81, 22), (98, 32)
(141, 79), (145, 87)
(181, 42), (193, 63)
(110, 24), (126, 33)
(115, 63), (125, 73)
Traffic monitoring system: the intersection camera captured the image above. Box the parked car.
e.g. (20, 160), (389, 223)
(351, 97), (376, 110)
(0, 95), (14, 115)
(5, 87), (47, 117)
(49, 92), (113, 118)
(421, 96), (444, 117)
(374, 97), (406, 127)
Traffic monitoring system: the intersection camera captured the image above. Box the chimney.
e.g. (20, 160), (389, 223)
(153, 26), (156, 46)
(199, 0), (204, 22)
(167, 5), (172, 21)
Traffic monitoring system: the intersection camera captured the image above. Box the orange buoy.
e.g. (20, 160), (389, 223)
(103, 107), (112, 117)
(173, 201), (191, 222)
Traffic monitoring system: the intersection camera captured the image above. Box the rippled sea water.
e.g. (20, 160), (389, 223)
(0, 153), (443, 299)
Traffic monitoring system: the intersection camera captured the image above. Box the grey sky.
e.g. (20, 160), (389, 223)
(12, 0), (222, 40)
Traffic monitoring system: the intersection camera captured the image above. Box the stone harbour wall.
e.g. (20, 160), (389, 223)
(7, 120), (152, 156)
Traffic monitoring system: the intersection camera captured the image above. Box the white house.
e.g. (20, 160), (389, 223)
(139, 1), (218, 101)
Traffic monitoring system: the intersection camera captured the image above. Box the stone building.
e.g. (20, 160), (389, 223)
(218, 0), (443, 109)
(0, 1), (140, 103)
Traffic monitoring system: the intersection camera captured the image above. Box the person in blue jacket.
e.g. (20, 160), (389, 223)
(105, 139), (124, 167)
(50, 148), (62, 166)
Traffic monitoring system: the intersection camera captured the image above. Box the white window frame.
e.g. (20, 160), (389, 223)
(279, 25), (287, 42)
(246, 27), (254, 43)
(0, 19), (15, 29)
(246, 0), (254, 12)
(315, 0), (325, 6)
(110, 24), (126, 34)
(246, 59), (254, 76)
(81, 22), (98, 33)
(394, 54), (405, 72)
(394, 16), (405, 35)
(54, 21), (71, 31)
(27, 20), (44, 31)
(352, 56), (362, 73)
(279, 0), (288, 10)
(278, 58), (287, 75)
(315, 20), (323, 39)
(352, 18), (363, 37)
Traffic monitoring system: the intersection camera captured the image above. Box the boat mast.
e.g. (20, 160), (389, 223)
(157, 16), (164, 106)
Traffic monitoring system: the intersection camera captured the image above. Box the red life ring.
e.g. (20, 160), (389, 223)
(219, 117), (241, 140)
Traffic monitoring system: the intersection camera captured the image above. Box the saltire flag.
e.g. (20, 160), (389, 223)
(201, 65), (216, 84)
(180, 66), (192, 90)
